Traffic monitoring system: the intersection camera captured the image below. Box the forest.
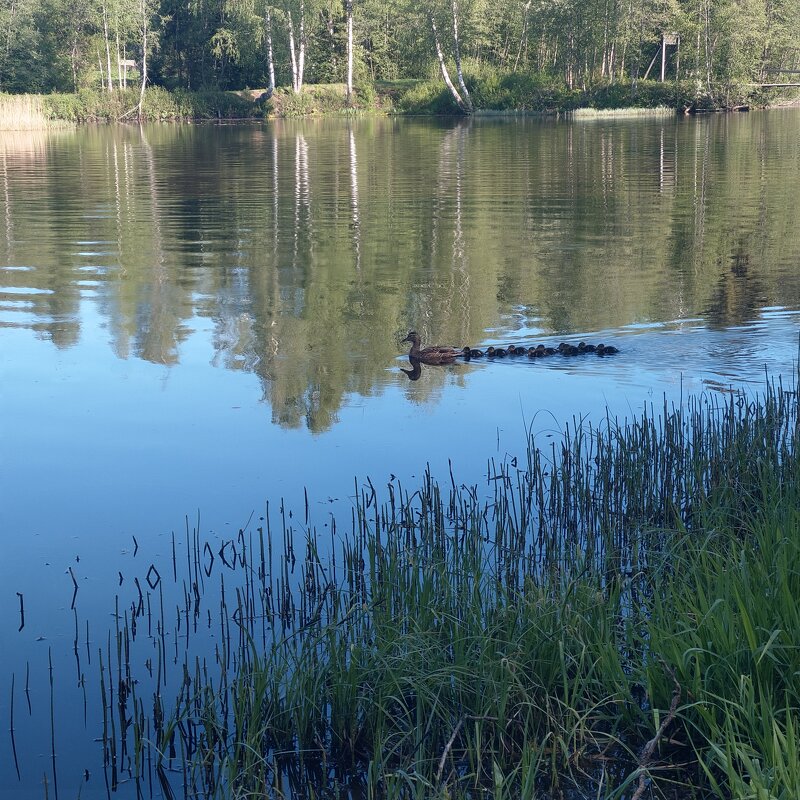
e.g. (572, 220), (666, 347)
(1, 0), (799, 106)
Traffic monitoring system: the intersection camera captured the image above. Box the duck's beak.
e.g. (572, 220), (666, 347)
(401, 334), (412, 343)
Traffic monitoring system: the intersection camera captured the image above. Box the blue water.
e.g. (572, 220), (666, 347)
(1, 112), (800, 796)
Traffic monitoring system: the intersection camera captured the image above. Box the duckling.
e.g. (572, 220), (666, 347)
(526, 347), (540, 358)
(469, 348), (484, 357)
(402, 331), (459, 364)
(543, 347), (557, 356)
(597, 344), (619, 355)
(462, 346), (472, 360)
(493, 347), (508, 357)
(582, 343), (597, 352)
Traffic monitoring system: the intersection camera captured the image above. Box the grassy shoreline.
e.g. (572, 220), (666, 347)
(2, 77), (797, 128)
(99, 377), (800, 799)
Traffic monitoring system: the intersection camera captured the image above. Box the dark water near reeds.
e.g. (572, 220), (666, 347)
(1, 110), (800, 796)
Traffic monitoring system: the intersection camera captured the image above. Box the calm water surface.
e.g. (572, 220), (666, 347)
(2, 111), (800, 795)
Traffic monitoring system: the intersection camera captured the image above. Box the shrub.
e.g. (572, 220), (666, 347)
(395, 79), (462, 114)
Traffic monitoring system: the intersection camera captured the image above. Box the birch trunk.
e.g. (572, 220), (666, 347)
(345, 0), (354, 101)
(137, 0), (148, 118)
(287, 13), (299, 92)
(102, 2), (114, 91)
(71, 39), (79, 91)
(430, 13), (469, 113)
(704, 0), (713, 92)
(513, 0), (531, 72)
(286, 4), (306, 94)
(297, 1), (306, 92)
(116, 30), (122, 86)
(450, 0), (472, 111)
(265, 5), (276, 92)
(5, 0), (17, 59)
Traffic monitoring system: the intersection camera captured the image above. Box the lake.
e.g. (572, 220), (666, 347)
(1, 110), (800, 796)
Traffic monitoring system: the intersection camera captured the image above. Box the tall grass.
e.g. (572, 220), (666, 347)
(42, 87), (261, 122)
(0, 93), (67, 129)
(100, 376), (800, 798)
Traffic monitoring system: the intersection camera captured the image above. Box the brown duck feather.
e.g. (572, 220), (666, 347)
(402, 331), (460, 364)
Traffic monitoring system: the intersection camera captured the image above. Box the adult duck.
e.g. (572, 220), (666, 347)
(402, 331), (459, 364)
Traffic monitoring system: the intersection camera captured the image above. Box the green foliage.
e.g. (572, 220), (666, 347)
(647, 506), (800, 798)
(42, 88), (136, 121)
(394, 79), (462, 114)
(269, 83), (384, 116)
(108, 374), (800, 797)
(589, 79), (695, 109)
(466, 69), (583, 111)
(40, 86), (260, 121)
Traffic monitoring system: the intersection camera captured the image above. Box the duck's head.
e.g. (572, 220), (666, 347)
(402, 331), (420, 345)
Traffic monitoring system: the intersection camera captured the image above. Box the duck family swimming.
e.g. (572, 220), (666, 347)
(404, 332), (619, 363)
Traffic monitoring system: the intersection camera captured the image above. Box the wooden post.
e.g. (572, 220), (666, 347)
(661, 33), (679, 82)
(119, 59), (136, 89)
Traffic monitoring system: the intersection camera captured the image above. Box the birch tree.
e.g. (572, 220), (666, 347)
(264, 0), (276, 91)
(429, 0), (473, 112)
(136, 0), (157, 116)
(345, 0), (353, 99)
(284, 0), (307, 92)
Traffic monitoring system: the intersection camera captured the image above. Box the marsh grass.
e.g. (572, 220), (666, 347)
(572, 107), (675, 118)
(0, 93), (69, 129)
(100, 377), (800, 799)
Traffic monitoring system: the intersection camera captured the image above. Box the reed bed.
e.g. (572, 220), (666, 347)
(99, 377), (800, 799)
(572, 106), (675, 118)
(0, 93), (66, 129)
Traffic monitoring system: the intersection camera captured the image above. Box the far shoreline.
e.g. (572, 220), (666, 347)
(1, 79), (798, 130)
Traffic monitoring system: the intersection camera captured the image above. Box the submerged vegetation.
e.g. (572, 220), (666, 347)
(98, 375), (800, 799)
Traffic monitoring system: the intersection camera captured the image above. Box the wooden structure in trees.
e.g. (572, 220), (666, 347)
(119, 58), (136, 89)
(643, 33), (680, 82)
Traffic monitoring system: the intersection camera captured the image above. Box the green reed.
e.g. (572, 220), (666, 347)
(100, 375), (800, 799)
